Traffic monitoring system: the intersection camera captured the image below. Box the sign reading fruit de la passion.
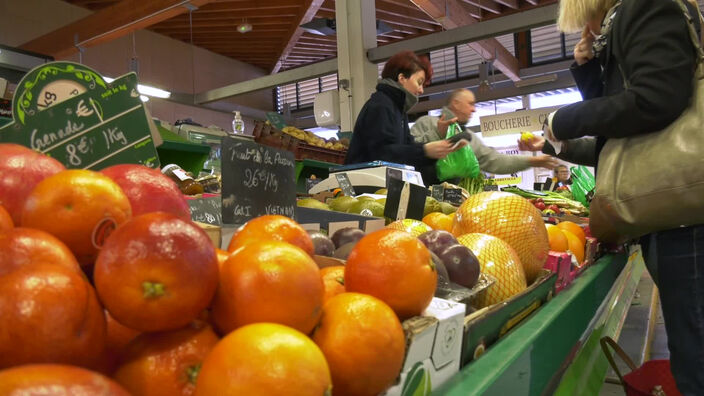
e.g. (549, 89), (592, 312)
(221, 136), (296, 224)
(0, 61), (160, 170)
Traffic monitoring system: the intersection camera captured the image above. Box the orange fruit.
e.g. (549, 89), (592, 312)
(0, 205), (12, 233)
(211, 240), (323, 335)
(20, 169), (132, 266)
(101, 164), (191, 219)
(557, 221), (586, 246)
(227, 215), (314, 256)
(113, 322), (219, 396)
(386, 218), (433, 237)
(215, 248), (230, 270)
(545, 224), (568, 252)
(561, 229), (585, 264)
(0, 262), (106, 369)
(94, 212), (219, 332)
(0, 143), (65, 225)
(0, 227), (81, 276)
(320, 265), (346, 304)
(0, 364), (130, 395)
(457, 233), (527, 308)
(452, 191), (549, 283)
(345, 229), (436, 319)
(312, 293), (405, 396)
(195, 323), (331, 396)
(422, 212), (453, 232)
(100, 310), (141, 375)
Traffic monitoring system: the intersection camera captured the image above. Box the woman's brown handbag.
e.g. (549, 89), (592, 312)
(589, 0), (704, 243)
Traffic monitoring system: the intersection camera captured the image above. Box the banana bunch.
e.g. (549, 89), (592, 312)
(281, 126), (346, 151)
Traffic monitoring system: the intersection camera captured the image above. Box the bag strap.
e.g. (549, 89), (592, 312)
(600, 336), (638, 391)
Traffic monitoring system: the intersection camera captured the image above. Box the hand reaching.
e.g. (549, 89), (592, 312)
(437, 114), (459, 138)
(517, 134), (546, 152)
(574, 26), (595, 66)
(424, 140), (455, 159)
(529, 155), (559, 169)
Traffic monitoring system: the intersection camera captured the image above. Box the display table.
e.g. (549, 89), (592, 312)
(436, 248), (645, 395)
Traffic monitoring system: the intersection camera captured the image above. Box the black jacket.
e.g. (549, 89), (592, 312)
(344, 84), (437, 185)
(549, 0), (699, 165)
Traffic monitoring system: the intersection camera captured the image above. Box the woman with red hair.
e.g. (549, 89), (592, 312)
(344, 51), (455, 186)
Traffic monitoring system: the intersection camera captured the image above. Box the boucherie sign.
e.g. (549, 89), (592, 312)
(480, 106), (559, 137)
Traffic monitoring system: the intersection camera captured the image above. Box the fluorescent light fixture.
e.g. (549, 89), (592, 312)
(101, 76), (171, 98)
(136, 84), (171, 98)
(514, 74), (558, 88)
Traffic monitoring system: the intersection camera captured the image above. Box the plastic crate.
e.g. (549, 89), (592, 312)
(253, 121), (347, 164)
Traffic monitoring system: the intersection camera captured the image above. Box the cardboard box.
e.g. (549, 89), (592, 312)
(383, 298), (465, 396)
(194, 221), (222, 249)
(295, 206), (385, 234)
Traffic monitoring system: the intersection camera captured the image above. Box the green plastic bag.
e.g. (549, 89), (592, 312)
(436, 124), (480, 181)
(570, 165), (595, 207)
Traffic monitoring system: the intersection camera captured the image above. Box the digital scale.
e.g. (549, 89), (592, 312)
(307, 161), (425, 194)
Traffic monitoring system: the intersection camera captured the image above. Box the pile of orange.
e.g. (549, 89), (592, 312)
(546, 221), (586, 263)
(422, 212), (453, 232)
(0, 144), (422, 395)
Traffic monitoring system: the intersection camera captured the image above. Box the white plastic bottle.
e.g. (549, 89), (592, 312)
(232, 111), (244, 135)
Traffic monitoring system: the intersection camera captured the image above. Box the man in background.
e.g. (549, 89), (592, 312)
(410, 88), (557, 177)
(542, 164), (572, 191)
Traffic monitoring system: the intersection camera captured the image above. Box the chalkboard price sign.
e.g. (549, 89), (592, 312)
(334, 173), (356, 196)
(221, 136), (296, 224)
(188, 196), (222, 225)
(0, 62), (160, 170)
(443, 188), (464, 205)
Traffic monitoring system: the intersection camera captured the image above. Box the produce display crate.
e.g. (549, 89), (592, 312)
(252, 120), (346, 164)
(461, 269), (558, 366)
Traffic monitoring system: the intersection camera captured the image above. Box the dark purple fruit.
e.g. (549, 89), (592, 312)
(333, 241), (357, 260)
(417, 230), (459, 256)
(437, 244), (480, 289)
(331, 227), (365, 249)
(430, 251), (451, 288)
(308, 231), (335, 256)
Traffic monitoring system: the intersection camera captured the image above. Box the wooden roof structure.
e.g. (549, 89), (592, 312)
(23, 0), (556, 76)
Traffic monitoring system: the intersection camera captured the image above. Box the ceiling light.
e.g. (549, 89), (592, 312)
(102, 76), (171, 99)
(237, 22), (253, 34)
(140, 95), (149, 102)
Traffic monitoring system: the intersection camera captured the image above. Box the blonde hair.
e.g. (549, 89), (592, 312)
(557, 0), (616, 33)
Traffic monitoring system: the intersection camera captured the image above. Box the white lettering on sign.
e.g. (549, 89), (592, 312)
(480, 106), (560, 137)
(231, 146), (262, 163)
(102, 127), (128, 150)
(232, 205), (252, 217)
(30, 120), (85, 151)
(264, 204), (295, 217)
(75, 99), (94, 118)
(243, 168), (279, 192)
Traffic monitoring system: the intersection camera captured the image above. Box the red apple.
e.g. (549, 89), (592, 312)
(535, 201), (546, 211)
(101, 164), (190, 220)
(0, 144), (65, 225)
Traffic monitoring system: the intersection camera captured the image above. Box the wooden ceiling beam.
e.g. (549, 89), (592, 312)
(194, 0), (303, 13)
(271, 0), (326, 73)
(462, 0), (502, 14)
(151, 18), (296, 30)
(458, 2), (483, 18)
(375, 1), (441, 24)
(495, 0), (520, 9)
(410, 0), (521, 81)
(158, 10), (299, 23)
(21, 0), (214, 58)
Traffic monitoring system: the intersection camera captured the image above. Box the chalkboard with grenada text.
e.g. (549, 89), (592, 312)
(221, 136), (296, 224)
(0, 62), (159, 170)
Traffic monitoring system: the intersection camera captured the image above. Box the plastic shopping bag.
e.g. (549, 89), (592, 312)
(436, 124), (480, 181)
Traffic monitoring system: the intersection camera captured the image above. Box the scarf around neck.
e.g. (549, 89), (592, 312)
(593, 0), (622, 59)
(379, 78), (419, 113)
